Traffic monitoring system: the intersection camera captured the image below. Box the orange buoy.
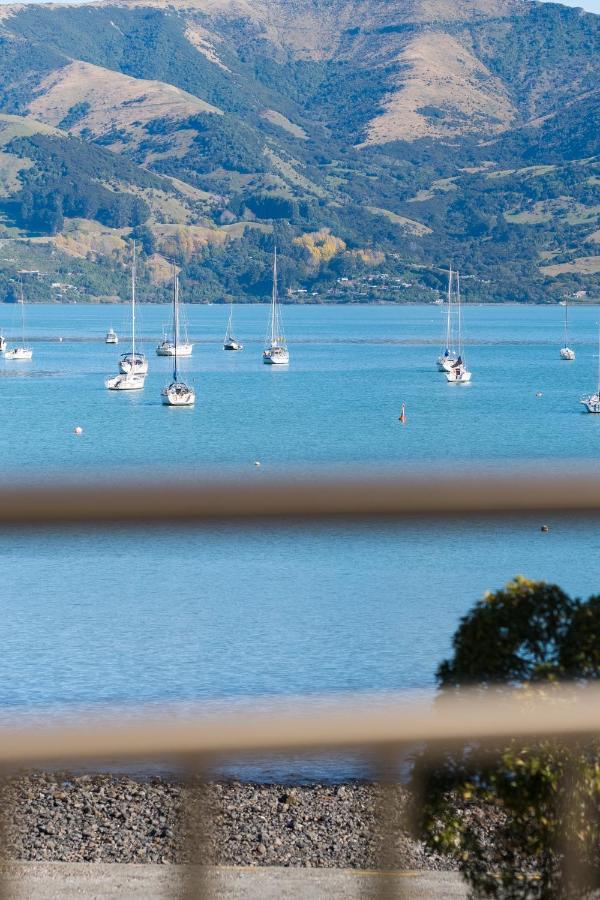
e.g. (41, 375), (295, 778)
(399, 403), (407, 424)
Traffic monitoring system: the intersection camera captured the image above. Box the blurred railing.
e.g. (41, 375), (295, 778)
(1, 470), (599, 899)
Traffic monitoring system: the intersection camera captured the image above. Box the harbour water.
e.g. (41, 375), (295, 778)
(1, 302), (600, 723)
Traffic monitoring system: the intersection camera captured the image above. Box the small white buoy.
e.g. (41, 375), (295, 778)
(59, 337), (63, 343)
(536, 392), (543, 398)
(74, 426), (83, 435)
(255, 461), (261, 467)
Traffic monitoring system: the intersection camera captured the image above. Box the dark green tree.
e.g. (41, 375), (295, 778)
(415, 577), (600, 900)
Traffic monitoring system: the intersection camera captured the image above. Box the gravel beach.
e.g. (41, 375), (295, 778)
(3, 774), (454, 871)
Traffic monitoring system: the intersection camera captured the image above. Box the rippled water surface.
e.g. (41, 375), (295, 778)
(1, 303), (599, 721)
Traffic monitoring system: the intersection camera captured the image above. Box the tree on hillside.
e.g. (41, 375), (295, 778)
(414, 577), (600, 899)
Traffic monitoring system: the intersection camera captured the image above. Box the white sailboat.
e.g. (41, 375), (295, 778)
(263, 247), (289, 365)
(118, 244), (148, 375)
(223, 303), (243, 351)
(5, 279), (33, 360)
(105, 328), (118, 345)
(437, 265), (458, 372)
(156, 276), (193, 357)
(106, 244), (146, 391)
(446, 271), (472, 384)
(580, 328), (600, 413)
(162, 271), (195, 407)
(560, 298), (575, 360)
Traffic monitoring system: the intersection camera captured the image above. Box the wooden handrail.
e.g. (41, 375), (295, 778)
(0, 686), (598, 765)
(0, 467), (598, 526)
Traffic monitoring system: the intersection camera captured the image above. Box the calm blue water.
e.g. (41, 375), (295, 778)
(2, 303), (600, 726)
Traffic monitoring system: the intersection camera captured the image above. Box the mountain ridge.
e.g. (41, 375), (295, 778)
(0, 0), (596, 304)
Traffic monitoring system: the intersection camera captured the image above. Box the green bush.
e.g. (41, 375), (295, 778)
(415, 577), (600, 899)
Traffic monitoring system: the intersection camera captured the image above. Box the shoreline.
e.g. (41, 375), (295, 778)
(4, 772), (455, 871)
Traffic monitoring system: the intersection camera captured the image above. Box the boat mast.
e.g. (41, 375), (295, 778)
(226, 303), (233, 341)
(446, 264), (453, 352)
(564, 297), (569, 347)
(19, 276), (25, 344)
(456, 270), (462, 358)
(173, 268), (179, 382)
(271, 246), (279, 345)
(131, 241), (136, 360)
(596, 325), (600, 398)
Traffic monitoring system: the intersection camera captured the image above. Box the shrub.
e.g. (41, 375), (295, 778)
(415, 577), (600, 899)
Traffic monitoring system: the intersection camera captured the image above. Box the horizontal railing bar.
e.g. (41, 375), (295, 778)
(0, 468), (600, 526)
(1, 686), (599, 765)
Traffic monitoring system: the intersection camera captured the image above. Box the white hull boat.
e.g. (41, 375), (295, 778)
(263, 247), (289, 366)
(106, 373), (146, 391)
(581, 328), (600, 412)
(224, 304), (243, 351)
(105, 329), (118, 345)
(161, 271), (195, 407)
(8, 281), (33, 360)
(156, 340), (193, 357)
(437, 267), (458, 371)
(119, 353), (148, 375)
(162, 382), (195, 406)
(446, 365), (472, 384)
(437, 354), (457, 372)
(560, 298), (575, 360)
(263, 346), (290, 365)
(445, 272), (472, 384)
(581, 393), (600, 413)
(107, 243), (146, 390)
(5, 346), (33, 360)
(156, 286), (192, 357)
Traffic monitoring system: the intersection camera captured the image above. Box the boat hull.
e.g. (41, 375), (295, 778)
(156, 342), (193, 357)
(581, 395), (600, 413)
(224, 340), (243, 351)
(560, 347), (576, 360)
(5, 347), (33, 360)
(119, 354), (149, 375)
(446, 369), (472, 383)
(105, 373), (146, 391)
(161, 382), (195, 406)
(437, 356), (457, 372)
(263, 349), (289, 365)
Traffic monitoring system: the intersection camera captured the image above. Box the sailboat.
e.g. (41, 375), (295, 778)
(446, 271), (472, 384)
(580, 328), (600, 413)
(156, 275), (193, 357)
(223, 303), (243, 351)
(106, 244), (146, 391)
(263, 247), (289, 365)
(162, 271), (195, 406)
(437, 266), (458, 372)
(560, 298), (575, 360)
(118, 244), (148, 375)
(5, 279), (33, 360)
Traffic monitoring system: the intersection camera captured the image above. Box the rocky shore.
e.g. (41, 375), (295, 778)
(3, 773), (454, 871)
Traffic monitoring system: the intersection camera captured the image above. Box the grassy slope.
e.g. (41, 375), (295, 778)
(0, 0), (596, 301)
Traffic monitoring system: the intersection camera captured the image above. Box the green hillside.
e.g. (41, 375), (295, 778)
(0, 0), (596, 303)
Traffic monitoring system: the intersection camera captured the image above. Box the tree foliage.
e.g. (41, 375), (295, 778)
(415, 577), (600, 899)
